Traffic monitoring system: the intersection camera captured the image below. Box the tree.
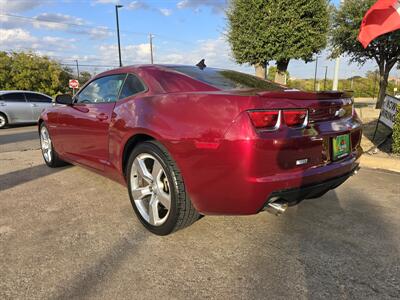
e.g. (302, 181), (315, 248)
(331, 0), (400, 108)
(0, 51), (72, 96)
(79, 71), (92, 85)
(267, 66), (289, 83)
(226, 0), (329, 83)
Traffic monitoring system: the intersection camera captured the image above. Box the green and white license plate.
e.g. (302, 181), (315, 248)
(332, 134), (350, 161)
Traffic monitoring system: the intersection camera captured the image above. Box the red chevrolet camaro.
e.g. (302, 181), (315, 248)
(39, 65), (362, 235)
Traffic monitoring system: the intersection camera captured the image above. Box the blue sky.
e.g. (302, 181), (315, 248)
(0, 0), (394, 80)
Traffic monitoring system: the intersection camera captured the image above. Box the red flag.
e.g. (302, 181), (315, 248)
(358, 0), (400, 48)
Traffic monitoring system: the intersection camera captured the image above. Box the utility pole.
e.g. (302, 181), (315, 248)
(149, 34), (154, 64)
(333, 0), (345, 91)
(333, 57), (340, 90)
(323, 66), (328, 90)
(314, 56), (319, 92)
(115, 4), (123, 67)
(75, 59), (80, 81)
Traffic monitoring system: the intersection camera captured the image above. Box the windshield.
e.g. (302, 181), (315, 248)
(166, 66), (285, 91)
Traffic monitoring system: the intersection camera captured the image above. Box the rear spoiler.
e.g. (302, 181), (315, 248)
(257, 90), (354, 100)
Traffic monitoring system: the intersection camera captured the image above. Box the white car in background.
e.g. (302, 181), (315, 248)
(0, 90), (53, 129)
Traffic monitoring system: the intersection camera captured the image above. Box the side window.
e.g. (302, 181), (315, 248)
(25, 93), (52, 103)
(119, 74), (146, 99)
(0, 93), (26, 102)
(76, 74), (125, 104)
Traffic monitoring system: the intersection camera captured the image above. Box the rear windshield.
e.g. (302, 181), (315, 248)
(166, 66), (285, 91)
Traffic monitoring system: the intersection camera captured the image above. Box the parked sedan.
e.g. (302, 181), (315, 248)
(39, 65), (362, 235)
(0, 90), (53, 128)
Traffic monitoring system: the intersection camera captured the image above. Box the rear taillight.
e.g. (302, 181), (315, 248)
(283, 109), (308, 127)
(248, 111), (280, 129)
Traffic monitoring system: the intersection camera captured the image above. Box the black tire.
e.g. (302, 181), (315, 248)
(39, 123), (68, 168)
(126, 141), (199, 235)
(0, 113), (8, 129)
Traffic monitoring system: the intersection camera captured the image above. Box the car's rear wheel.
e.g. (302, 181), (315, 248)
(127, 141), (199, 235)
(40, 123), (67, 168)
(0, 113), (8, 129)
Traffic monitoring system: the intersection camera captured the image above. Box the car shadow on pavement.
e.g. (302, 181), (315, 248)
(243, 186), (400, 298)
(0, 131), (39, 145)
(0, 164), (70, 191)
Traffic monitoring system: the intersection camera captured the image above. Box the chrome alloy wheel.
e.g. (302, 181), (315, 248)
(130, 153), (171, 226)
(0, 115), (6, 128)
(40, 126), (52, 163)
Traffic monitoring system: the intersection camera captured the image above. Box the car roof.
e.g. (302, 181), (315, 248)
(94, 64), (223, 77)
(0, 90), (52, 97)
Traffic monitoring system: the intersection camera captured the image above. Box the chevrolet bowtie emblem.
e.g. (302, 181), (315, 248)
(335, 108), (346, 117)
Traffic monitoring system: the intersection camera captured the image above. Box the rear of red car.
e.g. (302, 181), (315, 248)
(155, 66), (362, 215)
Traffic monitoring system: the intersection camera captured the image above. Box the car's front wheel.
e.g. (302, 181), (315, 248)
(40, 123), (67, 168)
(127, 141), (199, 235)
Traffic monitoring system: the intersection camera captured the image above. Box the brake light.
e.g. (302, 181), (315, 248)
(248, 111), (279, 129)
(283, 109), (308, 127)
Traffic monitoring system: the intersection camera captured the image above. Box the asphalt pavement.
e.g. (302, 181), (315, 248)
(0, 125), (399, 299)
(0, 125), (39, 153)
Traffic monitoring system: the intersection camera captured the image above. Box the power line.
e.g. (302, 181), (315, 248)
(60, 63), (118, 68)
(0, 49), (119, 68)
(0, 13), (147, 37)
(0, 13), (198, 45)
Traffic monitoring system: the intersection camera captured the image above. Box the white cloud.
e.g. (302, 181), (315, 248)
(33, 13), (85, 30)
(127, 1), (149, 10)
(159, 8), (172, 16)
(97, 43), (151, 65)
(0, 28), (36, 44)
(85, 26), (112, 40)
(0, 28), (76, 52)
(0, 0), (42, 13)
(177, 0), (227, 14)
(0, 12), (112, 40)
(0, 14), (25, 29)
(93, 36), (252, 73)
(126, 1), (172, 16)
(155, 36), (247, 71)
(92, 0), (119, 4)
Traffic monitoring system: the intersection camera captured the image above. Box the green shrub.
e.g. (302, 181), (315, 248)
(393, 104), (400, 154)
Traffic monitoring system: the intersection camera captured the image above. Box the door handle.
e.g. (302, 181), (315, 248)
(0, 102), (6, 106)
(96, 113), (108, 121)
(31, 103), (38, 107)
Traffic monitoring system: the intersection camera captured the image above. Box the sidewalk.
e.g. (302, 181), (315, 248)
(354, 98), (400, 173)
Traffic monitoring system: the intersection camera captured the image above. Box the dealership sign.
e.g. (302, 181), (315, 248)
(69, 79), (79, 89)
(379, 95), (400, 129)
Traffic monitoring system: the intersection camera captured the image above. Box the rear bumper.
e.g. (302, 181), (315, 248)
(167, 114), (363, 215)
(178, 145), (361, 215)
(262, 165), (359, 210)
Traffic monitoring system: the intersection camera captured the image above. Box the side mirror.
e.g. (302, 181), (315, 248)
(55, 94), (74, 105)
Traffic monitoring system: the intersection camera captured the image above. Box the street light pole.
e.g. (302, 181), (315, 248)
(75, 59), (80, 81)
(149, 33), (154, 64)
(115, 4), (123, 67)
(324, 66), (328, 90)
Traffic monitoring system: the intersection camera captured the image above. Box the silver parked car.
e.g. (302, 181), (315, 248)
(0, 90), (53, 128)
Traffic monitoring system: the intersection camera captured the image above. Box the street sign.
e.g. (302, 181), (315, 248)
(373, 94), (400, 141)
(379, 95), (400, 129)
(69, 79), (79, 89)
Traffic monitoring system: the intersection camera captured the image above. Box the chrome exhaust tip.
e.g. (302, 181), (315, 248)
(264, 198), (288, 216)
(351, 166), (361, 176)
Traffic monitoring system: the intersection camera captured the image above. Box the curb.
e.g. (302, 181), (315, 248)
(360, 155), (400, 173)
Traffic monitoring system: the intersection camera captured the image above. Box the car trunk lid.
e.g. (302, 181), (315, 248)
(255, 90), (354, 122)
